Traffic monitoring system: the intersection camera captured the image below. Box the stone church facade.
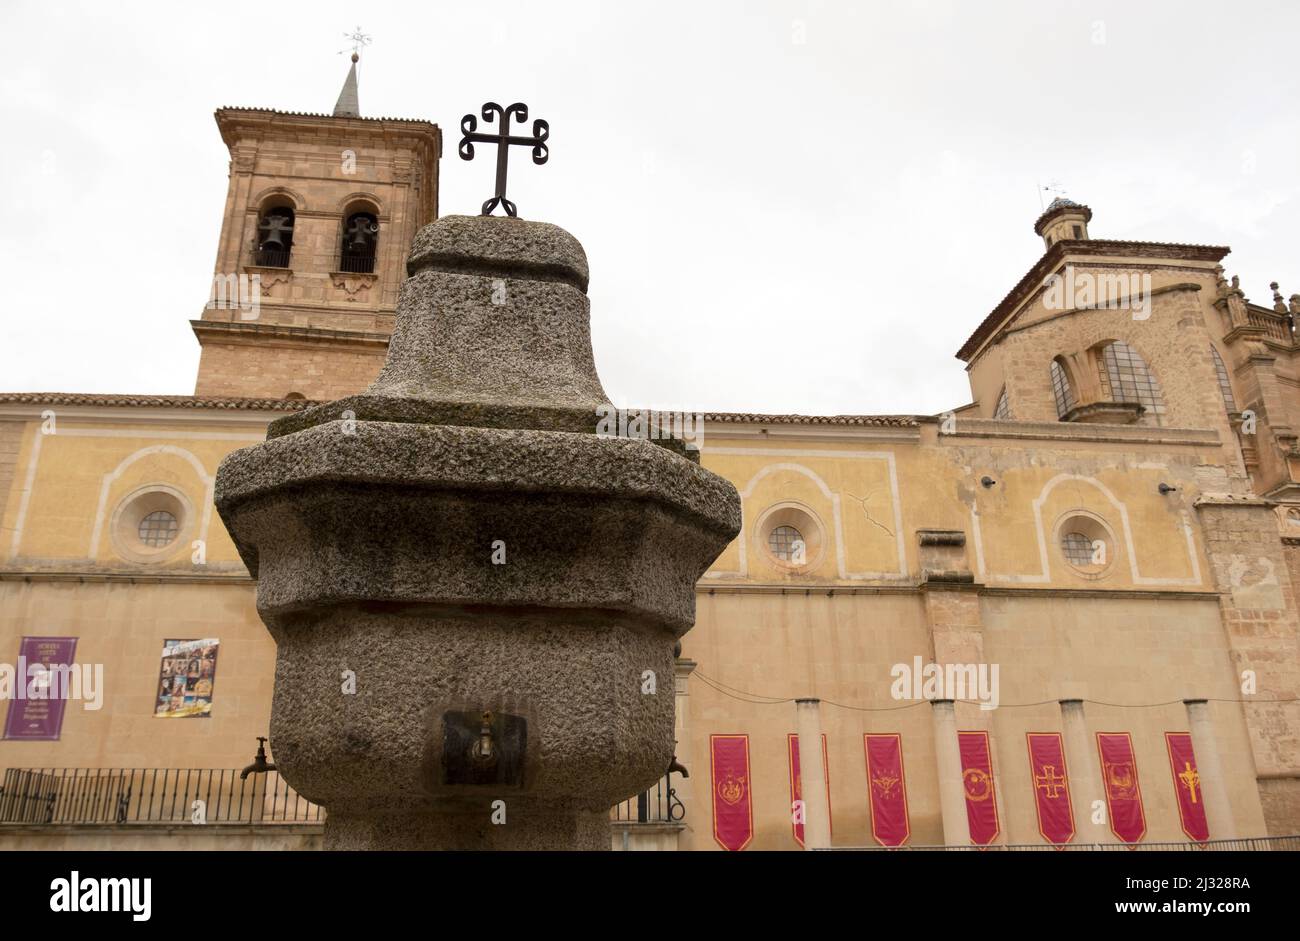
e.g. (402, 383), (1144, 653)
(1, 71), (1298, 850)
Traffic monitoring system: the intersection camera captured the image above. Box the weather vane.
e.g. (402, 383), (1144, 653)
(458, 102), (549, 218)
(1038, 179), (1066, 210)
(340, 26), (372, 59)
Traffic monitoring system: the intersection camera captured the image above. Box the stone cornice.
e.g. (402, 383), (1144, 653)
(695, 582), (1221, 600)
(0, 569), (253, 584)
(1192, 493), (1275, 508)
(0, 392), (1229, 451)
(0, 392), (925, 435)
(925, 416), (1221, 447)
(190, 319), (391, 350)
(215, 107), (440, 152)
(0, 568), (1226, 600)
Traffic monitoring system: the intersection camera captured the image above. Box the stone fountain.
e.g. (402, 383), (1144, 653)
(214, 215), (741, 849)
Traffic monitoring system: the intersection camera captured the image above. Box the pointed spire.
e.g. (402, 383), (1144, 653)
(333, 52), (360, 118)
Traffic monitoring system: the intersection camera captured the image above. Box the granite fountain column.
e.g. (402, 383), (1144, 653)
(214, 215), (741, 850)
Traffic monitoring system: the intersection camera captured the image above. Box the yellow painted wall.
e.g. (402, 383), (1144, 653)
(0, 404), (1290, 846)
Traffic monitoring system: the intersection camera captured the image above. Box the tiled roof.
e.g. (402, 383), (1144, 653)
(702, 412), (918, 426)
(215, 106), (435, 125)
(0, 392), (313, 411)
(0, 393), (921, 426)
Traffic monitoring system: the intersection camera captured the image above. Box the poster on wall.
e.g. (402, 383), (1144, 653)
(2, 636), (79, 740)
(154, 638), (219, 718)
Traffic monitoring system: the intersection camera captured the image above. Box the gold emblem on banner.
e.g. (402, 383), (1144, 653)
(963, 767), (992, 801)
(1034, 765), (1067, 799)
(718, 770), (746, 805)
(871, 772), (899, 799)
(1104, 761), (1138, 800)
(1178, 761), (1201, 804)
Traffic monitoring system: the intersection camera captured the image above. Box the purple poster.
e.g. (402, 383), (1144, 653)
(2, 636), (79, 740)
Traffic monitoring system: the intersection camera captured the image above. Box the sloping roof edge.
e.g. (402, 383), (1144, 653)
(956, 239), (1230, 363)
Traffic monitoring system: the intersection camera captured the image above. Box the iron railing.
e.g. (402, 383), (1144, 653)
(824, 835), (1300, 851)
(0, 768), (322, 825)
(251, 249), (292, 269)
(611, 773), (685, 824)
(336, 254), (376, 274)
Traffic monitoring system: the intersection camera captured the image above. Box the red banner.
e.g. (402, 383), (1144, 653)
(1165, 732), (1209, 842)
(711, 734), (753, 851)
(787, 733), (832, 847)
(863, 733), (910, 846)
(1026, 732), (1074, 846)
(1097, 732), (1146, 844)
(958, 730), (1000, 846)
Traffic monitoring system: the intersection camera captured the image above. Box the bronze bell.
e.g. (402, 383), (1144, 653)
(259, 212), (293, 250)
(345, 216), (377, 251)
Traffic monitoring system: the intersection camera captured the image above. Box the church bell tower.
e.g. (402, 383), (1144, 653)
(194, 53), (441, 400)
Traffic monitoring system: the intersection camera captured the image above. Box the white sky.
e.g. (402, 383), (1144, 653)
(2, 0), (1297, 415)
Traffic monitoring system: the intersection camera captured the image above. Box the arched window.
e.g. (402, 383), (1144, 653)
(1210, 346), (1237, 414)
(1096, 341), (1165, 423)
(993, 388), (1011, 420)
(339, 212), (379, 273)
(1050, 359), (1076, 419)
(255, 206), (295, 268)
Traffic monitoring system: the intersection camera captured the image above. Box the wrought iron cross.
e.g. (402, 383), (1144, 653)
(458, 102), (549, 217)
(340, 26), (371, 57)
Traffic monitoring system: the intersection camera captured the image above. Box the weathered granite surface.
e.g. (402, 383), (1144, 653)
(214, 214), (741, 850)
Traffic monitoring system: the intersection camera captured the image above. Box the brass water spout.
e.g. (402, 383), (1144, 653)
(239, 736), (276, 779)
(471, 711), (496, 765)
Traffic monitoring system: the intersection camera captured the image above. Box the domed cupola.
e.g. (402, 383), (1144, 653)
(1034, 197), (1092, 250)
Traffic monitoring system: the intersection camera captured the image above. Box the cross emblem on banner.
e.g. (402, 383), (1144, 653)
(458, 102), (550, 218)
(1035, 765), (1067, 799)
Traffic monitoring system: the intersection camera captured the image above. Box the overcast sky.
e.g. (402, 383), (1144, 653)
(2, 0), (1297, 415)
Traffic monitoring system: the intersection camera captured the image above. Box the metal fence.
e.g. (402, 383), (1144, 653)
(336, 253), (376, 274)
(0, 768), (322, 825)
(824, 835), (1300, 851)
(610, 773), (685, 824)
(251, 249), (291, 269)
